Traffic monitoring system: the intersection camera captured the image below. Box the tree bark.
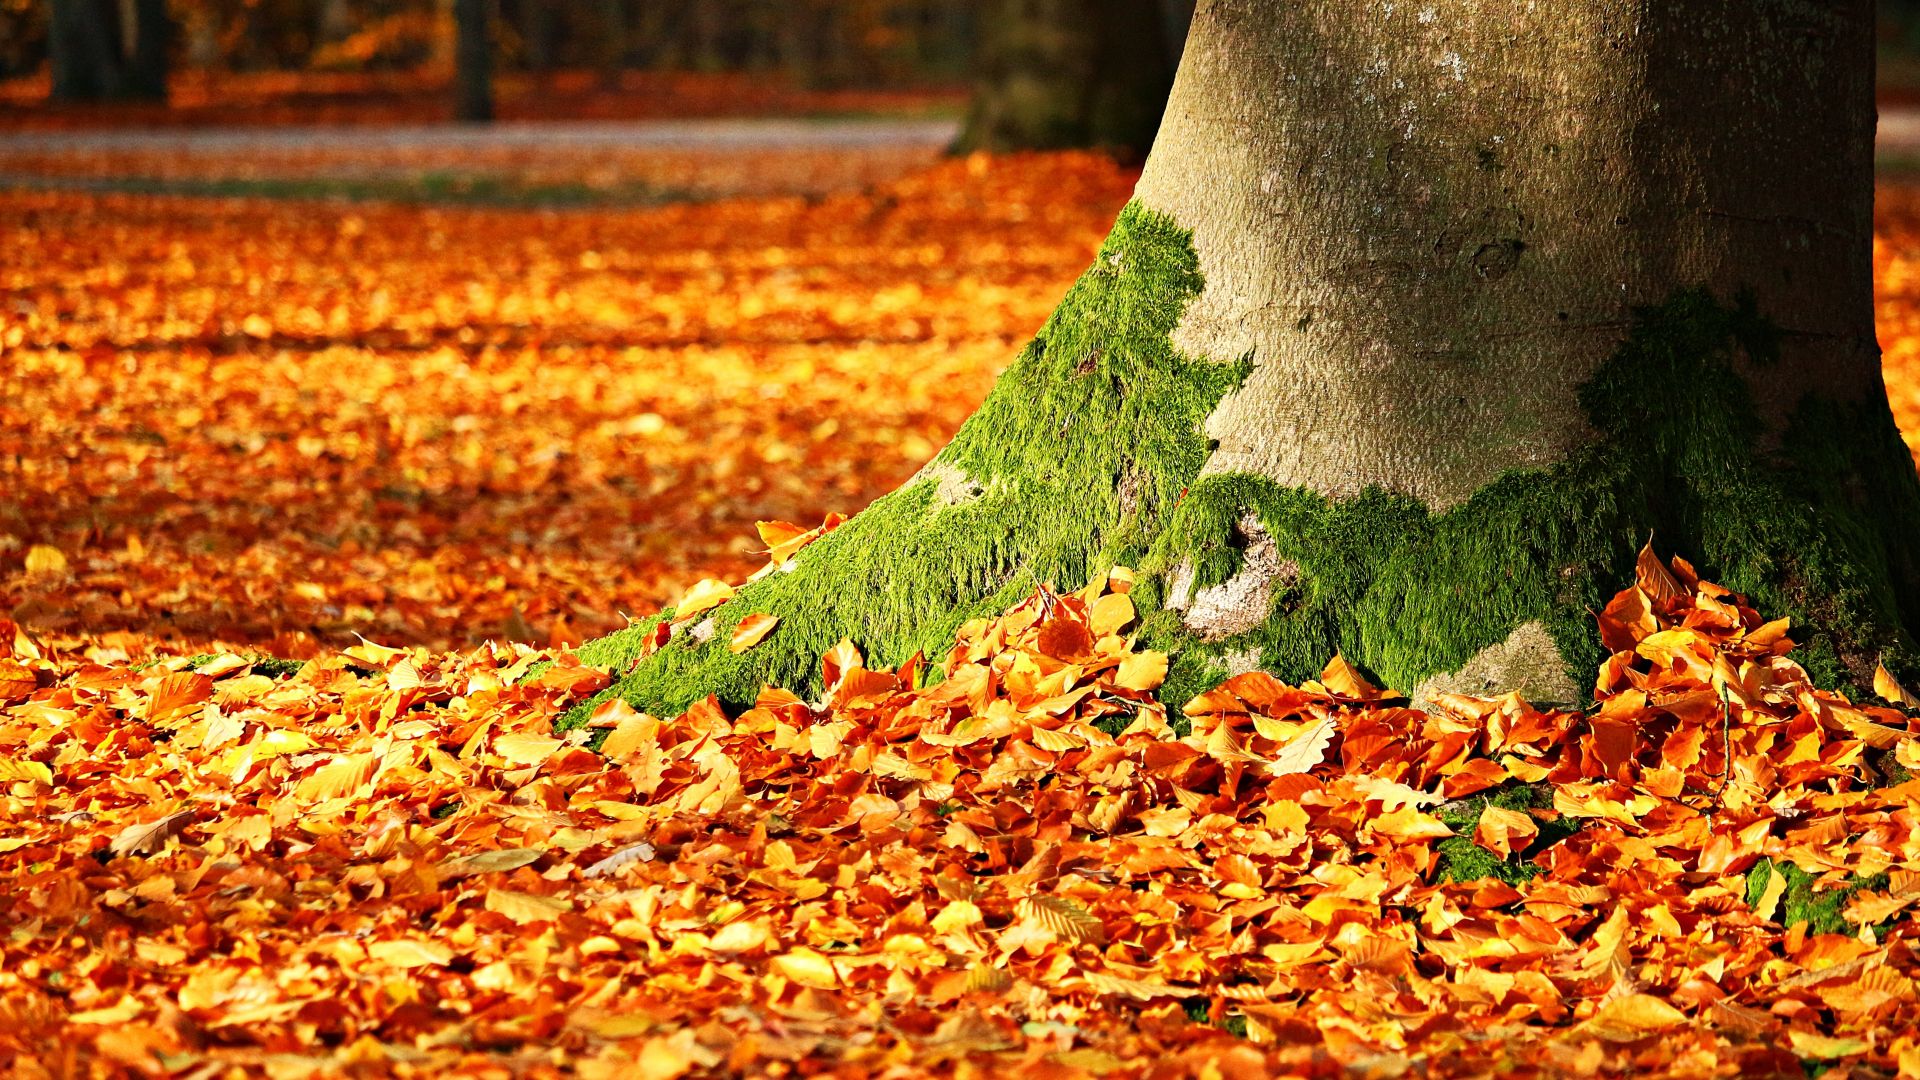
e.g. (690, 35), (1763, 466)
(576, 0), (1920, 722)
(453, 0), (494, 123)
(953, 0), (1175, 159)
(49, 0), (164, 102)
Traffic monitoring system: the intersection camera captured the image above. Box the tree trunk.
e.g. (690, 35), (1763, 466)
(453, 0), (493, 123)
(575, 0), (1920, 722)
(953, 0), (1175, 159)
(121, 0), (167, 101)
(595, 0), (626, 86)
(47, 0), (138, 102)
(517, 0), (558, 72)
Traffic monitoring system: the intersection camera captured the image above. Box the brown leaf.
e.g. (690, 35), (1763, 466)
(1635, 540), (1688, 607)
(110, 810), (194, 857)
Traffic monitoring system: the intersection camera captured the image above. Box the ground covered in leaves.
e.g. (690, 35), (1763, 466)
(4, 552), (1920, 1077)
(8, 159), (1920, 1076)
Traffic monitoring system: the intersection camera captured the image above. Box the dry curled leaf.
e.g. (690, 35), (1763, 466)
(109, 810), (194, 857)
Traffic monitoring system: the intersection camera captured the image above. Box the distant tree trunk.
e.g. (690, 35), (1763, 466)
(121, 0), (167, 100)
(596, 0), (626, 85)
(453, 0), (493, 122)
(48, 0), (165, 102)
(519, 0), (558, 72)
(954, 0), (1175, 158)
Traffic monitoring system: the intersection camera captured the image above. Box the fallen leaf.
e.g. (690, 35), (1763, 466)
(110, 810), (194, 857)
(729, 613), (779, 653)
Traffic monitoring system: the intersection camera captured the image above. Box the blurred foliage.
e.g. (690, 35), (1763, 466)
(0, 0), (982, 87)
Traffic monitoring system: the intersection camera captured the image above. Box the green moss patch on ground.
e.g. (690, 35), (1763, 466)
(1744, 858), (1897, 937)
(1430, 782), (1577, 885)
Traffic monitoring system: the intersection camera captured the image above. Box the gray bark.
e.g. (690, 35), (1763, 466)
(1136, 1), (1877, 509)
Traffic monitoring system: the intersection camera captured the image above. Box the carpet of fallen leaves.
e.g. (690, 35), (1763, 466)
(0, 152), (1133, 662)
(7, 159), (1920, 1076)
(4, 549), (1920, 1078)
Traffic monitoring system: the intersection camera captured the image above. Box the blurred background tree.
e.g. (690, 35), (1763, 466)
(10, 1), (1919, 143)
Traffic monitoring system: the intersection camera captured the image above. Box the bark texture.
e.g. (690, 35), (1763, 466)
(1138, 1), (1877, 509)
(953, 0), (1175, 159)
(574, 0), (1920, 724)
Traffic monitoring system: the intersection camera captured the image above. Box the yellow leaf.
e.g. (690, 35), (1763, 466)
(67, 998), (144, 1024)
(931, 900), (983, 933)
(1473, 806), (1538, 859)
(23, 544), (68, 575)
(1753, 865), (1787, 924)
(708, 919), (771, 954)
(769, 947), (840, 989)
(0, 758), (53, 786)
(292, 752), (376, 802)
(343, 635), (407, 667)
(1114, 651), (1168, 692)
(1317, 654), (1378, 698)
(1020, 894), (1105, 944)
(729, 613), (779, 653)
(673, 578), (734, 622)
(110, 810), (194, 857)
(368, 938), (454, 969)
(1084, 971), (1184, 1000)
(442, 847), (544, 877)
(1087, 592), (1135, 637)
(1876, 662), (1920, 708)
(1267, 713), (1337, 776)
(484, 888), (573, 925)
(1030, 725), (1087, 753)
(494, 731), (562, 766)
(1788, 1030), (1871, 1060)
(1587, 993), (1687, 1037)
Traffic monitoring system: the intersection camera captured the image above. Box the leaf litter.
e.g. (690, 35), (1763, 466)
(6, 159), (1920, 1076)
(4, 545), (1920, 1077)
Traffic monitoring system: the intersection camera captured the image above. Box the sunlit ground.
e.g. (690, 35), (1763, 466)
(0, 152), (1131, 661)
(7, 157), (1920, 663)
(10, 142), (1920, 1080)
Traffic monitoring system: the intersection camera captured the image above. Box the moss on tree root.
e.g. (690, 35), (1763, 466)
(569, 203), (1247, 722)
(568, 203), (1920, 726)
(1148, 289), (1920, 702)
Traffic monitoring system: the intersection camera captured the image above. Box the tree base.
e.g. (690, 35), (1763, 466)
(569, 210), (1920, 727)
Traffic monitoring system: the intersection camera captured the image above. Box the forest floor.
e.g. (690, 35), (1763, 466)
(5, 151), (1920, 1076)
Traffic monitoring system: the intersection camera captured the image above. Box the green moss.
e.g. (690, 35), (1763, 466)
(568, 203), (1248, 724)
(180, 653), (306, 679)
(1744, 858), (1895, 936)
(1148, 289), (1920, 698)
(1430, 782), (1571, 885)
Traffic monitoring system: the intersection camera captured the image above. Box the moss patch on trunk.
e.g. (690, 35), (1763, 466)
(567, 202), (1246, 723)
(1148, 289), (1920, 704)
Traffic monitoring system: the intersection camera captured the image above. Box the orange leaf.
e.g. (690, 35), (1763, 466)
(729, 613), (779, 653)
